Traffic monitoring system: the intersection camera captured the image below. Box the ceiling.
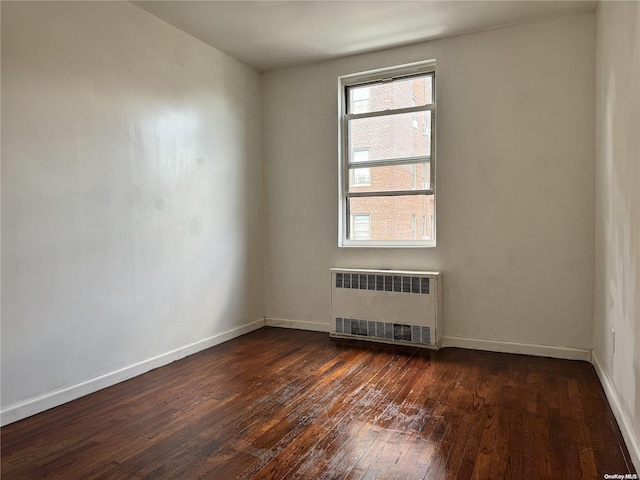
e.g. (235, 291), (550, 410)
(134, 0), (596, 71)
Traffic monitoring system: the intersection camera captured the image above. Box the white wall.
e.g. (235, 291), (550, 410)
(262, 13), (596, 357)
(593, 1), (640, 469)
(1, 2), (264, 424)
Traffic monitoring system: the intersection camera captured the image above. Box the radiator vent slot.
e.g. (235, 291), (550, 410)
(335, 318), (431, 345)
(330, 268), (441, 349)
(336, 273), (429, 294)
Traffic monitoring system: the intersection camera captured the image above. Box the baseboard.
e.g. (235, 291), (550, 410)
(0, 318), (265, 427)
(592, 352), (640, 472)
(265, 317), (330, 332)
(442, 335), (592, 361)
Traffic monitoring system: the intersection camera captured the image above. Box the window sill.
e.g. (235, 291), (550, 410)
(339, 239), (436, 248)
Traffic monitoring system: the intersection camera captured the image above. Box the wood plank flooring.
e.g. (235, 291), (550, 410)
(1, 327), (636, 479)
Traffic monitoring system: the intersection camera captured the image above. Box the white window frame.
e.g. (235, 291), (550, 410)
(338, 60), (436, 248)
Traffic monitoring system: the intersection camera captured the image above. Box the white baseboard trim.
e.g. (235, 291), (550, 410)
(442, 335), (592, 361)
(592, 352), (640, 472)
(265, 317), (330, 333)
(0, 318), (265, 427)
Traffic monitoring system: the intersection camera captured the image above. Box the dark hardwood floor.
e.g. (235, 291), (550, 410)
(1, 327), (636, 479)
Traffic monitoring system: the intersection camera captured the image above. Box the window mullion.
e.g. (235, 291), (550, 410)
(346, 104), (434, 120)
(346, 189), (434, 198)
(348, 155), (431, 168)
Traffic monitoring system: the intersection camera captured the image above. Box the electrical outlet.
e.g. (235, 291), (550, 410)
(611, 328), (616, 355)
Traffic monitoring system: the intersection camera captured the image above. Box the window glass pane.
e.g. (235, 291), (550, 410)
(349, 110), (431, 162)
(348, 74), (433, 114)
(348, 195), (434, 241)
(348, 163), (430, 192)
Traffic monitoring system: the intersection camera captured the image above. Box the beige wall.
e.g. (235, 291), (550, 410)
(1, 2), (263, 423)
(594, 0), (640, 468)
(263, 13), (596, 353)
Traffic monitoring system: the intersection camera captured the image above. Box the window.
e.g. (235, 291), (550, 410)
(350, 87), (370, 114)
(412, 214), (417, 240)
(411, 164), (417, 189)
(411, 96), (419, 129)
(351, 149), (371, 186)
(351, 214), (371, 240)
(339, 61), (436, 247)
(422, 161), (430, 189)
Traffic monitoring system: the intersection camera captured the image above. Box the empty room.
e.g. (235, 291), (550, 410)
(1, 0), (639, 478)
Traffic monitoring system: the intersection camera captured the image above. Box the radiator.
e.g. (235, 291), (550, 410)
(330, 268), (442, 349)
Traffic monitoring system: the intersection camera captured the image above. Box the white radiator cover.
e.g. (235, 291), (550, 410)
(330, 268), (442, 349)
